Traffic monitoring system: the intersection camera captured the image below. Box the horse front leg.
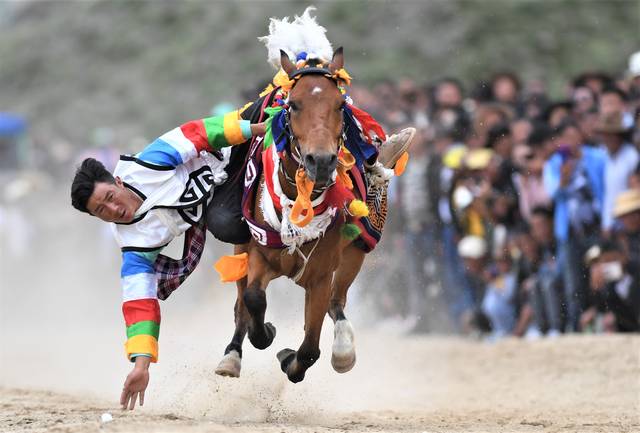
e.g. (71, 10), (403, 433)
(215, 273), (250, 378)
(328, 244), (365, 373)
(277, 278), (332, 383)
(244, 249), (278, 350)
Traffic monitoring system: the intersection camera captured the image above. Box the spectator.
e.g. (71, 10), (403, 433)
(528, 206), (565, 335)
(542, 100), (573, 128)
(513, 124), (551, 221)
(582, 240), (640, 332)
(490, 72), (522, 109)
(481, 250), (518, 339)
(458, 235), (490, 333)
(433, 77), (465, 111)
(613, 189), (640, 270)
(597, 112), (639, 232)
(543, 119), (606, 331)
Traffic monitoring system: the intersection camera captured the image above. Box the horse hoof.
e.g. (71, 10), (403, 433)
(215, 350), (241, 378)
(277, 348), (296, 373)
(331, 352), (356, 373)
(331, 320), (356, 373)
(265, 322), (277, 342)
(249, 322), (277, 350)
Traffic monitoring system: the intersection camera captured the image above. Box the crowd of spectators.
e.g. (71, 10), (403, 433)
(357, 51), (640, 338)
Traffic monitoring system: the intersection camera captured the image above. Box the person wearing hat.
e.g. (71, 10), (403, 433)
(581, 239), (640, 333)
(613, 189), (640, 270)
(598, 111), (639, 232)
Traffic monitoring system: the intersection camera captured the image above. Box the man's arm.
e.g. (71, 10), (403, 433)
(119, 249), (161, 410)
(136, 108), (263, 168)
(121, 250), (161, 362)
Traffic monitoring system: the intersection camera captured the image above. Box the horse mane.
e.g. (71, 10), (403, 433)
(258, 6), (333, 69)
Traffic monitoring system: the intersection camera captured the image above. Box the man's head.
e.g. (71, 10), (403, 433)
(71, 158), (141, 223)
(530, 205), (554, 245)
(599, 86), (628, 116)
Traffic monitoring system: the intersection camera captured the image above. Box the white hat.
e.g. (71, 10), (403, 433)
(628, 51), (640, 79)
(458, 236), (487, 259)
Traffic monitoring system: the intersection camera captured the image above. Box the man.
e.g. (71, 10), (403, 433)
(71, 105), (413, 410)
(543, 118), (606, 331)
(71, 110), (266, 410)
(597, 111), (639, 233)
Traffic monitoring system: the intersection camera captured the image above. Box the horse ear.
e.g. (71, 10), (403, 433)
(280, 50), (296, 76)
(329, 47), (344, 73)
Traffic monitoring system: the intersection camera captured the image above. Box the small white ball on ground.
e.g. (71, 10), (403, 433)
(100, 412), (113, 423)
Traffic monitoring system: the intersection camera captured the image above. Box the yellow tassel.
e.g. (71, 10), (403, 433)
(348, 199), (369, 218)
(333, 68), (352, 86)
(273, 69), (296, 93)
(214, 253), (248, 283)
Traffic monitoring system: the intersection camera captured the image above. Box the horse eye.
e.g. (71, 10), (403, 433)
(289, 101), (299, 112)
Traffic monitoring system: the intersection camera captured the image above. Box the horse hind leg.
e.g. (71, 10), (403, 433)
(277, 278), (332, 383)
(328, 244), (365, 373)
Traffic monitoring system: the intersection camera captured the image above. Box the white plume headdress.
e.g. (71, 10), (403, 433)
(258, 6), (333, 69)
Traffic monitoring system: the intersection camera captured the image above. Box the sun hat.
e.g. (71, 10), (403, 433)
(613, 189), (640, 218)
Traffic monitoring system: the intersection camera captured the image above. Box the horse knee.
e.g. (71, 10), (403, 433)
(243, 289), (266, 316)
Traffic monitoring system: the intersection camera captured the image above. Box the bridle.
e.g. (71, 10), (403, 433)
(276, 67), (347, 193)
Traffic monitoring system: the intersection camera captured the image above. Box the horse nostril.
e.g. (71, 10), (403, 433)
(304, 154), (316, 169)
(329, 154), (338, 168)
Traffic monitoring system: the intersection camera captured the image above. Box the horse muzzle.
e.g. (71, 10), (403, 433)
(303, 152), (338, 187)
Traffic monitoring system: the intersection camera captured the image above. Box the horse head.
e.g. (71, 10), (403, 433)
(280, 48), (346, 187)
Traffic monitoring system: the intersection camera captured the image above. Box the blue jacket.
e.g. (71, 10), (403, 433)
(543, 146), (606, 242)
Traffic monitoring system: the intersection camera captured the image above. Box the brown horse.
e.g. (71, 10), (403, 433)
(215, 48), (368, 383)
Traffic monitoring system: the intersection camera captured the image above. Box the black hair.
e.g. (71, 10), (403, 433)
(486, 122), (511, 149)
(600, 85), (629, 102)
(527, 122), (552, 148)
(531, 205), (554, 220)
(71, 158), (115, 214)
(491, 71), (522, 92)
(598, 239), (623, 254)
(436, 77), (465, 95)
(552, 117), (580, 137)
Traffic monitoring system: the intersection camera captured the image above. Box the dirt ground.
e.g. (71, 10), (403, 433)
(1, 195), (639, 433)
(2, 334), (639, 433)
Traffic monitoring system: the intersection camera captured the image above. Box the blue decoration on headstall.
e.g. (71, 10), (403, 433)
(270, 109), (289, 153)
(343, 105), (377, 168)
(296, 51), (308, 62)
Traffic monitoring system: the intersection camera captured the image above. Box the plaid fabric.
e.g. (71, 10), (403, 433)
(153, 210), (207, 301)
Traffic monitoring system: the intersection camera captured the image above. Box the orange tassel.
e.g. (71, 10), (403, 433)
(336, 146), (355, 190)
(394, 152), (409, 176)
(289, 168), (315, 227)
(214, 253), (248, 283)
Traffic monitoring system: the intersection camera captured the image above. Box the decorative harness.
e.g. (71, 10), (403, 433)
(242, 66), (346, 251)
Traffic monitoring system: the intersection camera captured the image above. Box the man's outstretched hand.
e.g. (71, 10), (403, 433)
(120, 356), (150, 410)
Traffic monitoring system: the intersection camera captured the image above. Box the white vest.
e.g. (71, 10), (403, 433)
(110, 148), (231, 250)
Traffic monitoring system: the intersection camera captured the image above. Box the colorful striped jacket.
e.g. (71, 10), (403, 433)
(113, 110), (252, 363)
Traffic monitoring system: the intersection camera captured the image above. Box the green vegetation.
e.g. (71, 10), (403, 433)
(0, 0), (638, 144)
